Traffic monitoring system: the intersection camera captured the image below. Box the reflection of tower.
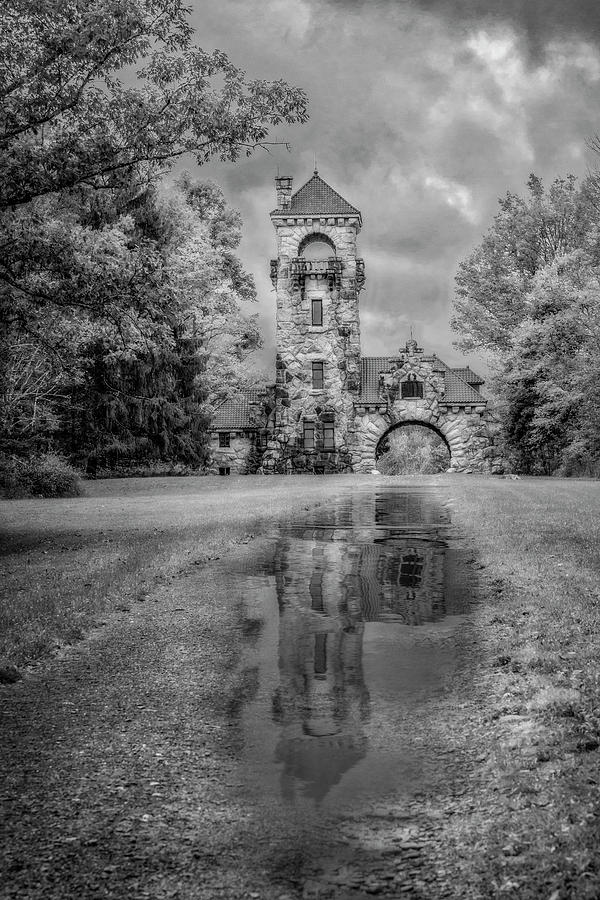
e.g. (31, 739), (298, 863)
(272, 519), (370, 803)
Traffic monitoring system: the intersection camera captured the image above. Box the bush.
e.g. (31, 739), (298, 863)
(0, 453), (83, 498)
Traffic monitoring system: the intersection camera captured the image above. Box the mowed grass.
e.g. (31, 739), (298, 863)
(445, 477), (600, 898)
(0, 475), (353, 667)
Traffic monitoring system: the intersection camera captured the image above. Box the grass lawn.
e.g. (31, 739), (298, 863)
(0, 474), (354, 667)
(444, 477), (600, 897)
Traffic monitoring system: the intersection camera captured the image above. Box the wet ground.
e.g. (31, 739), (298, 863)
(221, 487), (475, 811)
(0, 484), (489, 899)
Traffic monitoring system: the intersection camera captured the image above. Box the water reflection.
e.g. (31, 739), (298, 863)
(232, 489), (472, 805)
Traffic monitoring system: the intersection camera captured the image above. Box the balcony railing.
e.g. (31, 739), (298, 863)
(290, 257), (342, 278)
(270, 257), (365, 289)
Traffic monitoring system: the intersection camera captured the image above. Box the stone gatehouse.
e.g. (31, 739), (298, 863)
(210, 169), (504, 475)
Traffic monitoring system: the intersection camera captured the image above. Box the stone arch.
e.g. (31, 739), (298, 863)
(375, 419), (451, 460)
(352, 408), (472, 473)
(298, 232), (337, 258)
(279, 223), (343, 258)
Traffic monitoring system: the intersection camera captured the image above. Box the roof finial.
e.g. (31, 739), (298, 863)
(313, 152), (318, 175)
(406, 324), (418, 354)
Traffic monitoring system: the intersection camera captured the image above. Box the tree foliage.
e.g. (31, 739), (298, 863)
(377, 426), (449, 475)
(0, 0), (308, 471)
(452, 174), (600, 475)
(1, 0), (308, 208)
(2, 177), (264, 468)
(452, 175), (596, 357)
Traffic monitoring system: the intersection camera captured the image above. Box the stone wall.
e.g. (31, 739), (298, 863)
(209, 434), (257, 475)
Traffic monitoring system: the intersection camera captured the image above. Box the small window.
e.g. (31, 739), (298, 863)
(311, 298), (323, 326)
(323, 422), (335, 450)
(303, 421), (315, 449)
(218, 466), (231, 476)
(314, 633), (327, 675)
(399, 551), (423, 587)
(219, 432), (230, 448)
(401, 377), (423, 399)
(312, 361), (324, 390)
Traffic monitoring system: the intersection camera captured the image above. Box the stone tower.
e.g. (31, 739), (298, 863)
(263, 169), (366, 473)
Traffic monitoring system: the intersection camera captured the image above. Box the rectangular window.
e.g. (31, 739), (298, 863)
(314, 633), (327, 675)
(218, 466), (231, 476)
(312, 361), (324, 390)
(303, 421), (315, 449)
(401, 380), (423, 399)
(323, 423), (335, 450)
(311, 298), (323, 326)
(219, 432), (230, 448)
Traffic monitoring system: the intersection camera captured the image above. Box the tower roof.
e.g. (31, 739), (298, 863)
(271, 171), (361, 220)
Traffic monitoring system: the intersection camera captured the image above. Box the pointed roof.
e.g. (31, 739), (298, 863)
(430, 357), (486, 404)
(451, 366), (485, 386)
(271, 171), (361, 221)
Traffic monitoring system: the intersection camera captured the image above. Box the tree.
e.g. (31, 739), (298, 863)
(452, 175), (596, 358)
(0, 0), (308, 468)
(1, 0), (308, 209)
(500, 252), (600, 475)
(452, 170), (600, 475)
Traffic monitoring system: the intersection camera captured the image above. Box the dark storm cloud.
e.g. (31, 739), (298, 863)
(323, 0), (600, 59)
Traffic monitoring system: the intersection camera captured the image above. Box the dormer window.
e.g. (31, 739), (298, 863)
(401, 374), (423, 399)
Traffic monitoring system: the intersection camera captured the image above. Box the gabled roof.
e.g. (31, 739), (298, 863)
(212, 389), (264, 430)
(359, 357), (394, 403)
(451, 366), (485, 386)
(359, 356), (485, 405)
(429, 357), (486, 404)
(271, 172), (361, 219)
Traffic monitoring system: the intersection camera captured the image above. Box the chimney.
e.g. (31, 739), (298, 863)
(275, 175), (293, 210)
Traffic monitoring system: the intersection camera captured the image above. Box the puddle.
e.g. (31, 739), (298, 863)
(214, 488), (475, 809)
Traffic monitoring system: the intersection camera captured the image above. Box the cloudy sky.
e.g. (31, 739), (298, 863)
(184, 0), (600, 373)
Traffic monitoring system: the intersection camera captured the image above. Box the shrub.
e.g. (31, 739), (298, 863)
(0, 453), (83, 498)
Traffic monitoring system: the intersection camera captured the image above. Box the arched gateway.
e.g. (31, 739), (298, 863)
(210, 170), (504, 475)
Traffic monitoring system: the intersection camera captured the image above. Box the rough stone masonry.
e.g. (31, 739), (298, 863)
(210, 170), (504, 475)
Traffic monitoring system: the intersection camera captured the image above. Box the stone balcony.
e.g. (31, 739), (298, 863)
(290, 258), (342, 278)
(270, 257), (365, 289)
